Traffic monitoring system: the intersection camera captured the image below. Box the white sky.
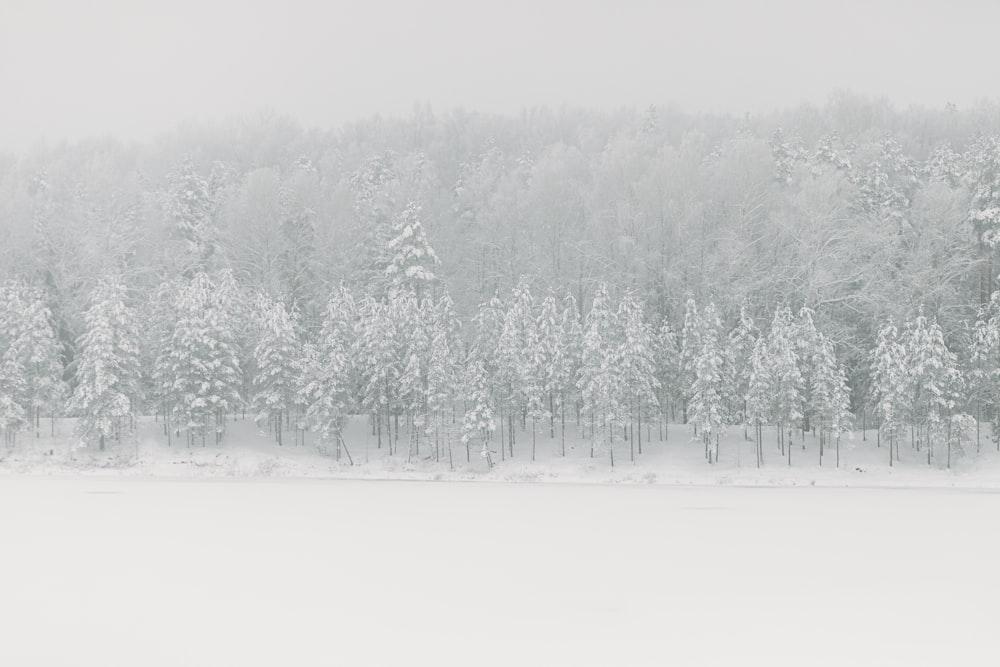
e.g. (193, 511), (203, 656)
(1, 0), (999, 153)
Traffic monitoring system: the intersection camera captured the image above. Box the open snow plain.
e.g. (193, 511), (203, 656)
(1, 477), (997, 666)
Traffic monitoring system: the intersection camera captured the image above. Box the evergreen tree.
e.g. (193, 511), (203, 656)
(767, 306), (804, 464)
(156, 272), (243, 447)
(301, 287), (357, 460)
(166, 157), (216, 268)
(0, 285), (28, 440)
(250, 293), (302, 446)
(385, 202), (440, 301)
(688, 301), (725, 463)
(19, 288), (67, 436)
(871, 319), (907, 465)
(67, 275), (141, 451)
(679, 298), (701, 424)
(725, 302), (756, 434)
(654, 315), (680, 438)
(745, 336), (772, 467)
(811, 338), (853, 466)
(577, 283), (623, 465)
(617, 292), (659, 460)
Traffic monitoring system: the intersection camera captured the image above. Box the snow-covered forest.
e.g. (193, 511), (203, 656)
(5, 95), (1000, 469)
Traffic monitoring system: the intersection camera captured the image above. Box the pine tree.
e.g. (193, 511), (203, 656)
(745, 336), (772, 467)
(767, 306), (804, 464)
(19, 288), (67, 436)
(811, 338), (853, 466)
(385, 202), (440, 301)
(793, 307), (823, 437)
(616, 292), (659, 460)
(425, 292), (462, 466)
(0, 286), (28, 441)
(167, 157), (216, 268)
(901, 312), (964, 465)
(68, 275), (141, 451)
(725, 302), (756, 435)
(250, 293), (302, 446)
(156, 272), (243, 447)
(398, 297), (432, 459)
(679, 298), (701, 424)
(577, 283), (623, 466)
(871, 319), (907, 465)
(688, 301), (725, 463)
(654, 315), (680, 439)
(301, 287), (357, 460)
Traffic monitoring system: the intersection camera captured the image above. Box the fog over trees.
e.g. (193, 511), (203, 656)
(3, 93), (1000, 465)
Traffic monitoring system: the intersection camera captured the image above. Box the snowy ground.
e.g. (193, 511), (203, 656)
(1, 477), (997, 666)
(5, 415), (1000, 489)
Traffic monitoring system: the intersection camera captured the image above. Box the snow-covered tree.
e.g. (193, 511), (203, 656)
(156, 272), (243, 446)
(250, 293), (302, 446)
(577, 282), (624, 465)
(67, 275), (142, 450)
(654, 315), (680, 438)
(688, 301), (725, 462)
(19, 289), (67, 435)
(767, 306), (804, 464)
(725, 303), (756, 433)
(900, 312), (964, 464)
(870, 319), (907, 465)
(617, 292), (659, 460)
(385, 202), (440, 301)
(301, 287), (357, 460)
(811, 338), (853, 465)
(678, 298), (701, 424)
(745, 336), (772, 467)
(166, 157), (216, 268)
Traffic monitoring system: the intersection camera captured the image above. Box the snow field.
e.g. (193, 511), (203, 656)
(1, 478), (998, 667)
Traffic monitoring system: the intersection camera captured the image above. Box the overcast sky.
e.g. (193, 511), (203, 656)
(2, 0), (999, 154)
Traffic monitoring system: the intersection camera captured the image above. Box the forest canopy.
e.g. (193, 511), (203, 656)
(2, 92), (1000, 407)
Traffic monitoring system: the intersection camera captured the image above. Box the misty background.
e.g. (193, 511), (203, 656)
(3, 0), (1000, 153)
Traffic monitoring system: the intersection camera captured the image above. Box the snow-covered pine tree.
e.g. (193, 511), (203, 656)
(767, 306), (804, 465)
(968, 299), (1000, 451)
(616, 292), (659, 461)
(870, 319), (907, 465)
(0, 284), (28, 442)
(166, 157), (216, 269)
(811, 338), (853, 466)
(793, 307), (823, 439)
(654, 314), (680, 439)
(536, 294), (562, 441)
(398, 296), (432, 460)
(901, 312), (964, 465)
(300, 287), (357, 461)
(688, 300), (725, 463)
(745, 336), (772, 467)
(68, 275), (142, 451)
(725, 302), (756, 437)
(156, 272), (243, 447)
(462, 295), (504, 461)
(354, 295), (405, 454)
(461, 357), (496, 468)
(350, 152), (399, 297)
(250, 293), (302, 446)
(679, 297), (701, 425)
(385, 202), (440, 301)
(964, 136), (1000, 305)
(496, 278), (546, 458)
(18, 287), (67, 437)
(425, 292), (462, 466)
(577, 282), (623, 466)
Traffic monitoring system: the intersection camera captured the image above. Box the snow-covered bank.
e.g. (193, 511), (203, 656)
(5, 415), (1000, 490)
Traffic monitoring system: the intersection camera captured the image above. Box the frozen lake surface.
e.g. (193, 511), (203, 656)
(1, 477), (997, 666)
